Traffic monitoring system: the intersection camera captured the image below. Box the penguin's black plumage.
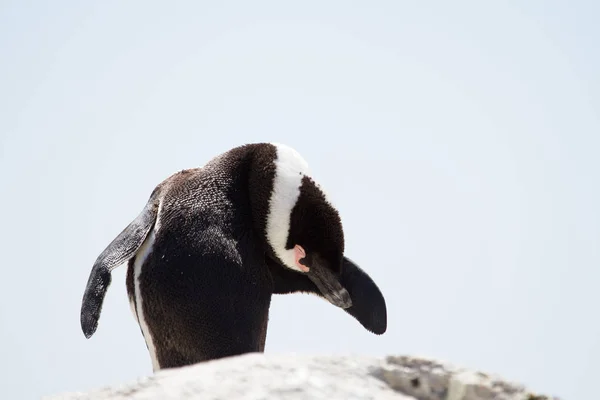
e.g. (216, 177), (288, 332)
(80, 142), (387, 371)
(267, 255), (387, 335)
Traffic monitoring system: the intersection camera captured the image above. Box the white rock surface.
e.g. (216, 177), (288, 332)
(46, 353), (561, 400)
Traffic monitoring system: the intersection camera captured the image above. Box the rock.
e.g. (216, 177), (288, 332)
(378, 356), (559, 400)
(46, 354), (560, 400)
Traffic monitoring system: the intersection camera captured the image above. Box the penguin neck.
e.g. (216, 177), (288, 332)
(248, 143), (311, 269)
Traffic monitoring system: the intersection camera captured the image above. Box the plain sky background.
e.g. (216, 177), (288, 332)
(1, 1), (598, 399)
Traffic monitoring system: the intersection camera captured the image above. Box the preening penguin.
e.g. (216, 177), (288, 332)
(80, 143), (387, 371)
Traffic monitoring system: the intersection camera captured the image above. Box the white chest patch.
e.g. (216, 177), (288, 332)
(133, 228), (160, 372)
(266, 143), (311, 272)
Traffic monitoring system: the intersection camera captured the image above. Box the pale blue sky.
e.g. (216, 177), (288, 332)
(1, 1), (599, 399)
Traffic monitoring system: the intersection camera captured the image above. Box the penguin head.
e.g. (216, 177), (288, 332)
(286, 176), (352, 309)
(262, 143), (352, 309)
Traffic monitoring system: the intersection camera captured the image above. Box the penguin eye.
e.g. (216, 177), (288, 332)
(293, 244), (309, 272)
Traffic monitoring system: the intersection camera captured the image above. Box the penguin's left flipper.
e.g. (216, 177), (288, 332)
(269, 256), (387, 335)
(80, 193), (160, 339)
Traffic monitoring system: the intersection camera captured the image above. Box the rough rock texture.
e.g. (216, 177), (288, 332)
(47, 354), (561, 400)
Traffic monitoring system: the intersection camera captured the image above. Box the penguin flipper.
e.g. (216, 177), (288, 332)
(80, 195), (159, 339)
(338, 257), (387, 335)
(269, 256), (387, 335)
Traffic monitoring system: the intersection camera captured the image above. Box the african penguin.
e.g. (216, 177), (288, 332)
(80, 142), (387, 371)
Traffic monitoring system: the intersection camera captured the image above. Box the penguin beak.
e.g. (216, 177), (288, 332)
(299, 253), (353, 309)
(307, 266), (353, 309)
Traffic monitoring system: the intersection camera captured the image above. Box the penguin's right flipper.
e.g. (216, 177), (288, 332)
(269, 256), (387, 335)
(338, 257), (387, 335)
(80, 192), (160, 339)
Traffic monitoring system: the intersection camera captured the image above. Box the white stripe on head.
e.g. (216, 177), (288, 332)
(266, 143), (311, 272)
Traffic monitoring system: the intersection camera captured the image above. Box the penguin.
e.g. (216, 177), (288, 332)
(80, 142), (387, 371)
